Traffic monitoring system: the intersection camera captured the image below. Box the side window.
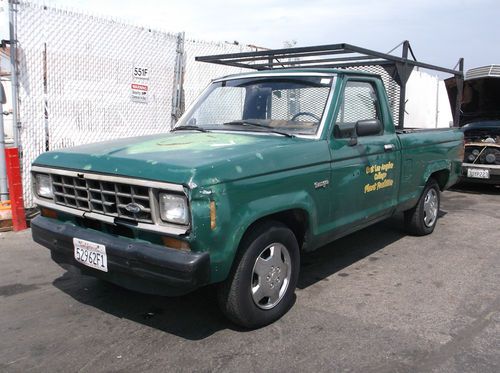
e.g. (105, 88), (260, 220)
(334, 81), (381, 138)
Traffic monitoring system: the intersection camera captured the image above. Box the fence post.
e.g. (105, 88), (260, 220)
(171, 32), (186, 128)
(8, 0), (20, 148)
(6, 1), (26, 229)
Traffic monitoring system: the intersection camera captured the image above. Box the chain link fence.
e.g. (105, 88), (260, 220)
(15, 1), (255, 207)
(183, 38), (256, 110)
(336, 65), (401, 127)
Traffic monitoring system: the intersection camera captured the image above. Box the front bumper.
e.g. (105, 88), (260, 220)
(461, 164), (500, 184)
(31, 216), (210, 296)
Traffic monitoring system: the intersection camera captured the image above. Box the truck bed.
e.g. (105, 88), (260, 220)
(396, 127), (455, 135)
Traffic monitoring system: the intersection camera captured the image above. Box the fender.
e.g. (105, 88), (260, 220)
(422, 159), (451, 187)
(205, 190), (318, 282)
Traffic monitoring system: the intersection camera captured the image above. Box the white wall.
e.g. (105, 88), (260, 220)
(404, 69), (453, 128)
(0, 1), (9, 40)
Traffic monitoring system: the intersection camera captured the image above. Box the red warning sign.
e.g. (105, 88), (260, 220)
(131, 83), (149, 103)
(131, 83), (148, 91)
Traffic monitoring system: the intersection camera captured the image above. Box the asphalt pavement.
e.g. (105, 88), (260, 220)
(0, 183), (499, 372)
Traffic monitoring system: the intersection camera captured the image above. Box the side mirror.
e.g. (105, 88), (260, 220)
(356, 119), (382, 137)
(0, 82), (6, 105)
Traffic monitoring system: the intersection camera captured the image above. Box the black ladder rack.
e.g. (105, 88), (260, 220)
(195, 41), (464, 128)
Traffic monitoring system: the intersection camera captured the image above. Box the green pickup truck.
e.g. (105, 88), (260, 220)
(31, 45), (464, 328)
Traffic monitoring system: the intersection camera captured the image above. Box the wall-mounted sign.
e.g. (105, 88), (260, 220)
(132, 66), (149, 80)
(131, 83), (148, 103)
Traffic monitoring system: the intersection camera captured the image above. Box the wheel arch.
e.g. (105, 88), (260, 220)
(239, 208), (310, 251)
(429, 169), (450, 191)
(423, 159), (452, 191)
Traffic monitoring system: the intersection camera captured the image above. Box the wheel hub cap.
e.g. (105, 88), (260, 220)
(251, 243), (291, 310)
(423, 188), (438, 227)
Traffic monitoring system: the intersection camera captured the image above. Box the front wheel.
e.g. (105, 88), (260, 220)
(217, 221), (300, 329)
(404, 178), (441, 236)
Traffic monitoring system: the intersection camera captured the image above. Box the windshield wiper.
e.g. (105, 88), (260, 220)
(171, 125), (209, 133)
(223, 120), (294, 138)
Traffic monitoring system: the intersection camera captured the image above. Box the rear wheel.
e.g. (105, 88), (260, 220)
(217, 221), (300, 329)
(404, 178), (440, 236)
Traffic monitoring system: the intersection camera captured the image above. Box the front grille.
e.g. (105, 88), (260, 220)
(51, 174), (153, 223)
(464, 145), (500, 165)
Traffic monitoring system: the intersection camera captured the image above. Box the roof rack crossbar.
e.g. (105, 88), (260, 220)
(244, 55), (381, 70)
(203, 49), (357, 65)
(196, 43), (349, 61)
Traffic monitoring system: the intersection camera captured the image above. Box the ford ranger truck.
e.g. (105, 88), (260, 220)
(31, 69), (463, 328)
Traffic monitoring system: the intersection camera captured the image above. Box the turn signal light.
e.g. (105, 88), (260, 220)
(210, 200), (216, 230)
(41, 207), (57, 219)
(161, 236), (190, 251)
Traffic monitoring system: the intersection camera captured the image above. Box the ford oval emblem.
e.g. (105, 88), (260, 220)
(125, 202), (143, 214)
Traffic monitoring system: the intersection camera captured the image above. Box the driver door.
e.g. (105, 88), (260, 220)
(328, 77), (401, 231)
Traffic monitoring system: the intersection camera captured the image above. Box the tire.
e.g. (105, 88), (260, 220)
(217, 221), (300, 329)
(404, 178), (441, 236)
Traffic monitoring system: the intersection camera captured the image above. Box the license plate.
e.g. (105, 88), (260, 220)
(467, 168), (490, 179)
(73, 238), (108, 272)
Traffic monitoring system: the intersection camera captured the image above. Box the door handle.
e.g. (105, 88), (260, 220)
(384, 144), (395, 152)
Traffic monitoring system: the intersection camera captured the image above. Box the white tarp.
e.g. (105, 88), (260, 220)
(404, 70), (453, 128)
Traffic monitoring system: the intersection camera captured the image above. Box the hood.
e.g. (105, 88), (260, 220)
(446, 75), (500, 126)
(34, 132), (329, 187)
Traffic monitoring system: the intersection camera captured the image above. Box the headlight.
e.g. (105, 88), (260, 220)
(159, 193), (189, 225)
(35, 174), (53, 199)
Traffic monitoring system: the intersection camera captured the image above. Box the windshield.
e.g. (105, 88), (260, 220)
(175, 75), (334, 136)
